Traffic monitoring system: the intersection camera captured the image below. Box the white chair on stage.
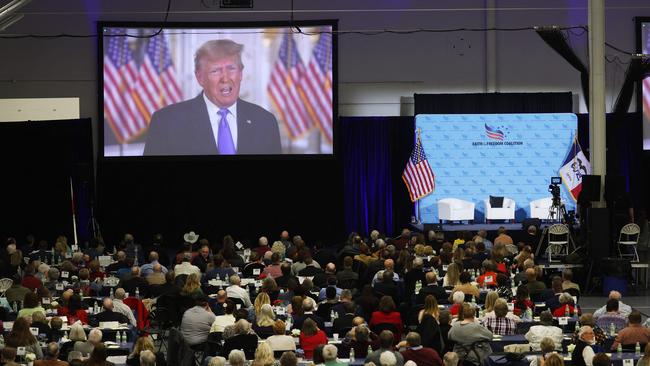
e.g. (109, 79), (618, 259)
(437, 198), (475, 223)
(529, 197), (554, 220)
(483, 197), (516, 223)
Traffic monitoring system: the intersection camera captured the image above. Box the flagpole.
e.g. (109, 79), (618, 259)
(416, 128), (422, 224)
(69, 177), (78, 245)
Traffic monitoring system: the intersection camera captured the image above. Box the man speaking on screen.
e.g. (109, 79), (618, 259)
(144, 39), (282, 155)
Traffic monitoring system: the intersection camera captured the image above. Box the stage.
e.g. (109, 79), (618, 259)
(409, 222), (572, 233)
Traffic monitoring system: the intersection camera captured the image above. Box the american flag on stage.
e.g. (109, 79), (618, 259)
(134, 33), (183, 124)
(402, 134), (436, 202)
(268, 31), (311, 140)
(103, 28), (142, 144)
(300, 31), (333, 143)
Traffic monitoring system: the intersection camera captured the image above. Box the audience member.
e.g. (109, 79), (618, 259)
(525, 311), (563, 351)
(399, 332), (443, 366)
(448, 305), (493, 365)
(610, 311), (650, 350)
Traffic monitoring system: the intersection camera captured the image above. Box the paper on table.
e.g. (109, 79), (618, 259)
(99, 321), (119, 329)
(107, 356), (127, 364)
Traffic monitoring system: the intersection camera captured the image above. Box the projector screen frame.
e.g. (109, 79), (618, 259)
(97, 19), (339, 162)
(635, 16), (650, 150)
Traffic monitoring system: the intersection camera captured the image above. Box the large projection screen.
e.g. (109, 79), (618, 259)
(416, 113), (580, 223)
(99, 21), (336, 157)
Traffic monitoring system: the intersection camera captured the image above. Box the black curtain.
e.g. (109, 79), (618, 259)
(340, 117), (413, 237)
(576, 113), (644, 207)
(414, 92), (573, 114)
(0, 119), (93, 244)
(98, 155), (343, 249)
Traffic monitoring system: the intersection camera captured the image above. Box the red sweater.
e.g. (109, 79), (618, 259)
(300, 329), (328, 359)
(401, 347), (443, 366)
(21, 276), (42, 291)
(57, 307), (89, 325)
(369, 311), (404, 340)
(552, 304), (580, 317)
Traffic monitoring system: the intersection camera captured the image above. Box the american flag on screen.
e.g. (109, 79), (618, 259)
(268, 31), (311, 140)
(103, 29), (142, 144)
(300, 31), (333, 143)
(402, 134), (436, 202)
(134, 34), (183, 123)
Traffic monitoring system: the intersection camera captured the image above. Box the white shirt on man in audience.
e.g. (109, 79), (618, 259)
(225, 275), (252, 308)
(112, 288), (137, 327)
(592, 291), (632, 318)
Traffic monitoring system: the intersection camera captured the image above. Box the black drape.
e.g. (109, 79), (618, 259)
(414, 92), (573, 115)
(0, 119), (93, 244)
(576, 113), (643, 207)
(341, 117), (413, 236)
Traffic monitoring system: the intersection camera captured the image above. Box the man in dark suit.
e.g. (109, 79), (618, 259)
(373, 271), (400, 305)
(90, 298), (130, 327)
(332, 301), (356, 335)
(144, 39), (282, 156)
(417, 272), (448, 304)
(292, 298), (325, 330)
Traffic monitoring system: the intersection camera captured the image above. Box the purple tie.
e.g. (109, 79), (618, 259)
(217, 108), (235, 154)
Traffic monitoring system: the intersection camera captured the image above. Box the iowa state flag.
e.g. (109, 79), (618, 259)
(558, 136), (591, 201)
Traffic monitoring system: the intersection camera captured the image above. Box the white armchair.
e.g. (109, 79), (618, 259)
(529, 197), (554, 220)
(483, 197), (515, 222)
(438, 198), (475, 223)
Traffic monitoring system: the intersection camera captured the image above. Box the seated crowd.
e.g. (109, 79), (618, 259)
(0, 227), (649, 366)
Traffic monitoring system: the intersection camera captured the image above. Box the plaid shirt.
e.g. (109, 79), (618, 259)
(482, 315), (517, 335)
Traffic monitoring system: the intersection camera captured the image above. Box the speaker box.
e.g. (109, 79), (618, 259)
(587, 207), (610, 260)
(522, 218), (541, 230)
(423, 223), (443, 233)
(579, 175), (601, 202)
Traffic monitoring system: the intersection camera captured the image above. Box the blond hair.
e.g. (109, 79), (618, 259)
(194, 39), (244, 72)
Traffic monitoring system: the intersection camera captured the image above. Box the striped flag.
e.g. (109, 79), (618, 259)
(103, 28), (143, 144)
(402, 134), (436, 202)
(268, 31), (311, 140)
(558, 136), (591, 201)
(134, 33), (183, 124)
(300, 31), (333, 143)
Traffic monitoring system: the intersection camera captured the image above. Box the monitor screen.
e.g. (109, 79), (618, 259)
(100, 22), (336, 157)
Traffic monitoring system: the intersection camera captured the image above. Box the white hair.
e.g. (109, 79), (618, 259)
(228, 350), (246, 366)
(139, 350), (156, 366)
(208, 356), (226, 366)
(379, 351), (397, 366)
(578, 325), (593, 338)
(452, 291), (465, 304)
(88, 328), (103, 343)
(322, 344), (338, 361)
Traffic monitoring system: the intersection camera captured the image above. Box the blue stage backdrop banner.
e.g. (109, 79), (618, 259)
(416, 113), (578, 223)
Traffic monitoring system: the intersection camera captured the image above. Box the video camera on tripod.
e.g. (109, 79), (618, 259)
(549, 176), (562, 207)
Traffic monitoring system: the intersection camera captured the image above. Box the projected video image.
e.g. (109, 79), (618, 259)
(101, 24), (334, 157)
(415, 113), (582, 223)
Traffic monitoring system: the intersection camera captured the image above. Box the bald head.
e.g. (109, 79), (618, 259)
(46, 342), (59, 358)
(425, 271), (437, 284)
(216, 290), (227, 302)
(153, 263), (162, 273)
(325, 263), (336, 274)
(103, 298), (114, 311)
(281, 231), (289, 240)
(384, 259), (394, 271)
(117, 251), (126, 261)
(131, 266), (140, 277)
(609, 291), (622, 301)
(259, 237), (268, 246)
